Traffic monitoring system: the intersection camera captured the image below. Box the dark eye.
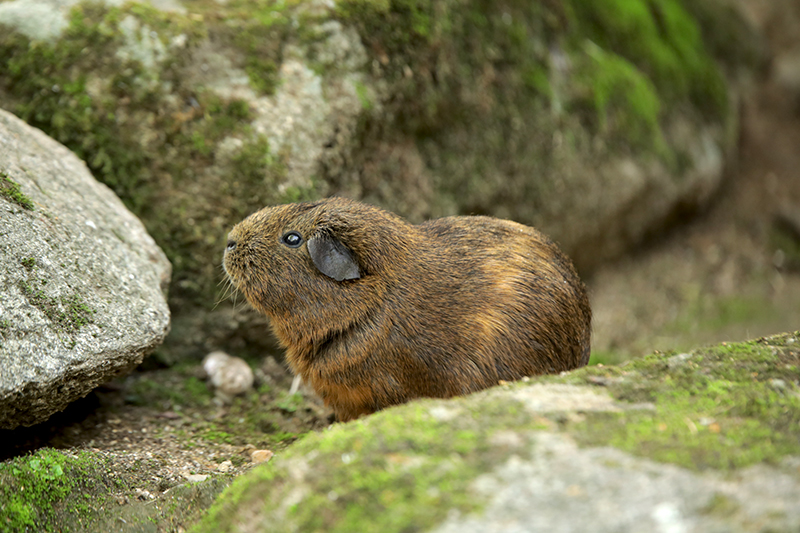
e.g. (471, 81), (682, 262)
(281, 231), (303, 248)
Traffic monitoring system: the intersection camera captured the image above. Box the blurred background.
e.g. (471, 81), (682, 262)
(589, 0), (800, 362)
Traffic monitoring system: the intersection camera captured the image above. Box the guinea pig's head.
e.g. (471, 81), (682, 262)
(223, 197), (406, 319)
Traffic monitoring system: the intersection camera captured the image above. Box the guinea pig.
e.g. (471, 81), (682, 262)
(223, 197), (591, 421)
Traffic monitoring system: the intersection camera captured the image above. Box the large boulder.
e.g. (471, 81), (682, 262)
(0, 108), (170, 429)
(0, 0), (765, 359)
(192, 333), (800, 533)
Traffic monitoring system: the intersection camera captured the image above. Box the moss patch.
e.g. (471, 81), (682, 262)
(569, 40), (665, 153)
(331, 0), (735, 231)
(0, 173), (35, 210)
(193, 334), (800, 531)
(0, 0), (328, 363)
(193, 400), (546, 533)
(550, 333), (800, 470)
(18, 279), (95, 334)
(20, 257), (36, 271)
(0, 448), (124, 532)
(567, 0), (728, 119)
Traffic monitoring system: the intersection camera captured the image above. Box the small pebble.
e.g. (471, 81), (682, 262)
(217, 460), (233, 473)
(770, 379), (787, 390)
(184, 473), (209, 483)
(134, 488), (154, 500)
(202, 351), (254, 397)
(250, 449), (274, 464)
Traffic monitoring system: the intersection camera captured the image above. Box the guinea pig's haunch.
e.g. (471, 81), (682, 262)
(223, 197), (591, 421)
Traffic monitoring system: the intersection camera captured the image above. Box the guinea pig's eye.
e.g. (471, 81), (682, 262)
(281, 231), (304, 248)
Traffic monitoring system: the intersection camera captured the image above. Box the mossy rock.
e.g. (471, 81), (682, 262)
(192, 333), (800, 532)
(0, 447), (232, 532)
(0, 0), (763, 361)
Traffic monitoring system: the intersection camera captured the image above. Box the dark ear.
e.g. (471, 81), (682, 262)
(307, 234), (361, 281)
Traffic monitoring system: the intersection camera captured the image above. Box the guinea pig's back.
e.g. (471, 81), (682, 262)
(417, 215), (591, 373)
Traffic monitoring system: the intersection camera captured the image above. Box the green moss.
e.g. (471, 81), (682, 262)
(678, 0), (767, 73)
(0, 174), (35, 210)
(193, 404), (504, 533)
(570, 40), (665, 153)
(354, 80), (373, 110)
(18, 280), (95, 334)
(0, 449), (122, 532)
(20, 257), (36, 271)
(122, 367), (309, 454)
(203, 430), (235, 444)
(0, 1), (322, 324)
(337, 0), (433, 43)
(701, 492), (741, 517)
(188, 335), (800, 530)
(587, 349), (628, 367)
(566, 0), (728, 119)
(552, 334), (800, 470)
(274, 391), (304, 413)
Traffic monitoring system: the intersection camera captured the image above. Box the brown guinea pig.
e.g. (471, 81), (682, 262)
(223, 197), (591, 421)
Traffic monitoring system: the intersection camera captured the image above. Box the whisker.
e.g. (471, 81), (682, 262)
(213, 264), (237, 310)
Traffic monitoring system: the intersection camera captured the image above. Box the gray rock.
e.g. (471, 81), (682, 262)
(433, 434), (800, 533)
(0, 108), (170, 429)
(190, 333), (800, 533)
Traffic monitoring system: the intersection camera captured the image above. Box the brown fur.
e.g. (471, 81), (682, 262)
(223, 197), (591, 421)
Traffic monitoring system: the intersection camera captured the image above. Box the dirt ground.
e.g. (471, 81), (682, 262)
(2, 0), (800, 522)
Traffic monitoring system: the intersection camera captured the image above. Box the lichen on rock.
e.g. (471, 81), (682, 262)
(191, 333), (800, 533)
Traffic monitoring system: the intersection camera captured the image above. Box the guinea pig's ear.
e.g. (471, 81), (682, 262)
(307, 233), (361, 281)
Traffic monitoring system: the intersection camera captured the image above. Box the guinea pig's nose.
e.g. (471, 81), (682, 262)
(226, 240), (237, 252)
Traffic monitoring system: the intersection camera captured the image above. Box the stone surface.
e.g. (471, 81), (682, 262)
(202, 350), (254, 398)
(433, 435), (800, 533)
(0, 108), (170, 429)
(192, 333), (800, 533)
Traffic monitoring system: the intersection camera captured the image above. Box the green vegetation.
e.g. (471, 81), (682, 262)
(18, 279), (95, 333)
(0, 1), (319, 323)
(191, 334), (800, 531)
(128, 372), (213, 407)
(567, 0), (728, 119)
(20, 257), (36, 270)
(275, 391), (304, 413)
(0, 449), (122, 531)
(0, 173), (35, 210)
(336, 0), (727, 152)
(194, 404), (498, 533)
(552, 334), (800, 470)
(570, 41), (665, 153)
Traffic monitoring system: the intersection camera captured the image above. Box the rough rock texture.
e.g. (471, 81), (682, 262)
(192, 333), (800, 533)
(0, 108), (170, 429)
(0, 0), (765, 359)
(432, 434), (800, 533)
